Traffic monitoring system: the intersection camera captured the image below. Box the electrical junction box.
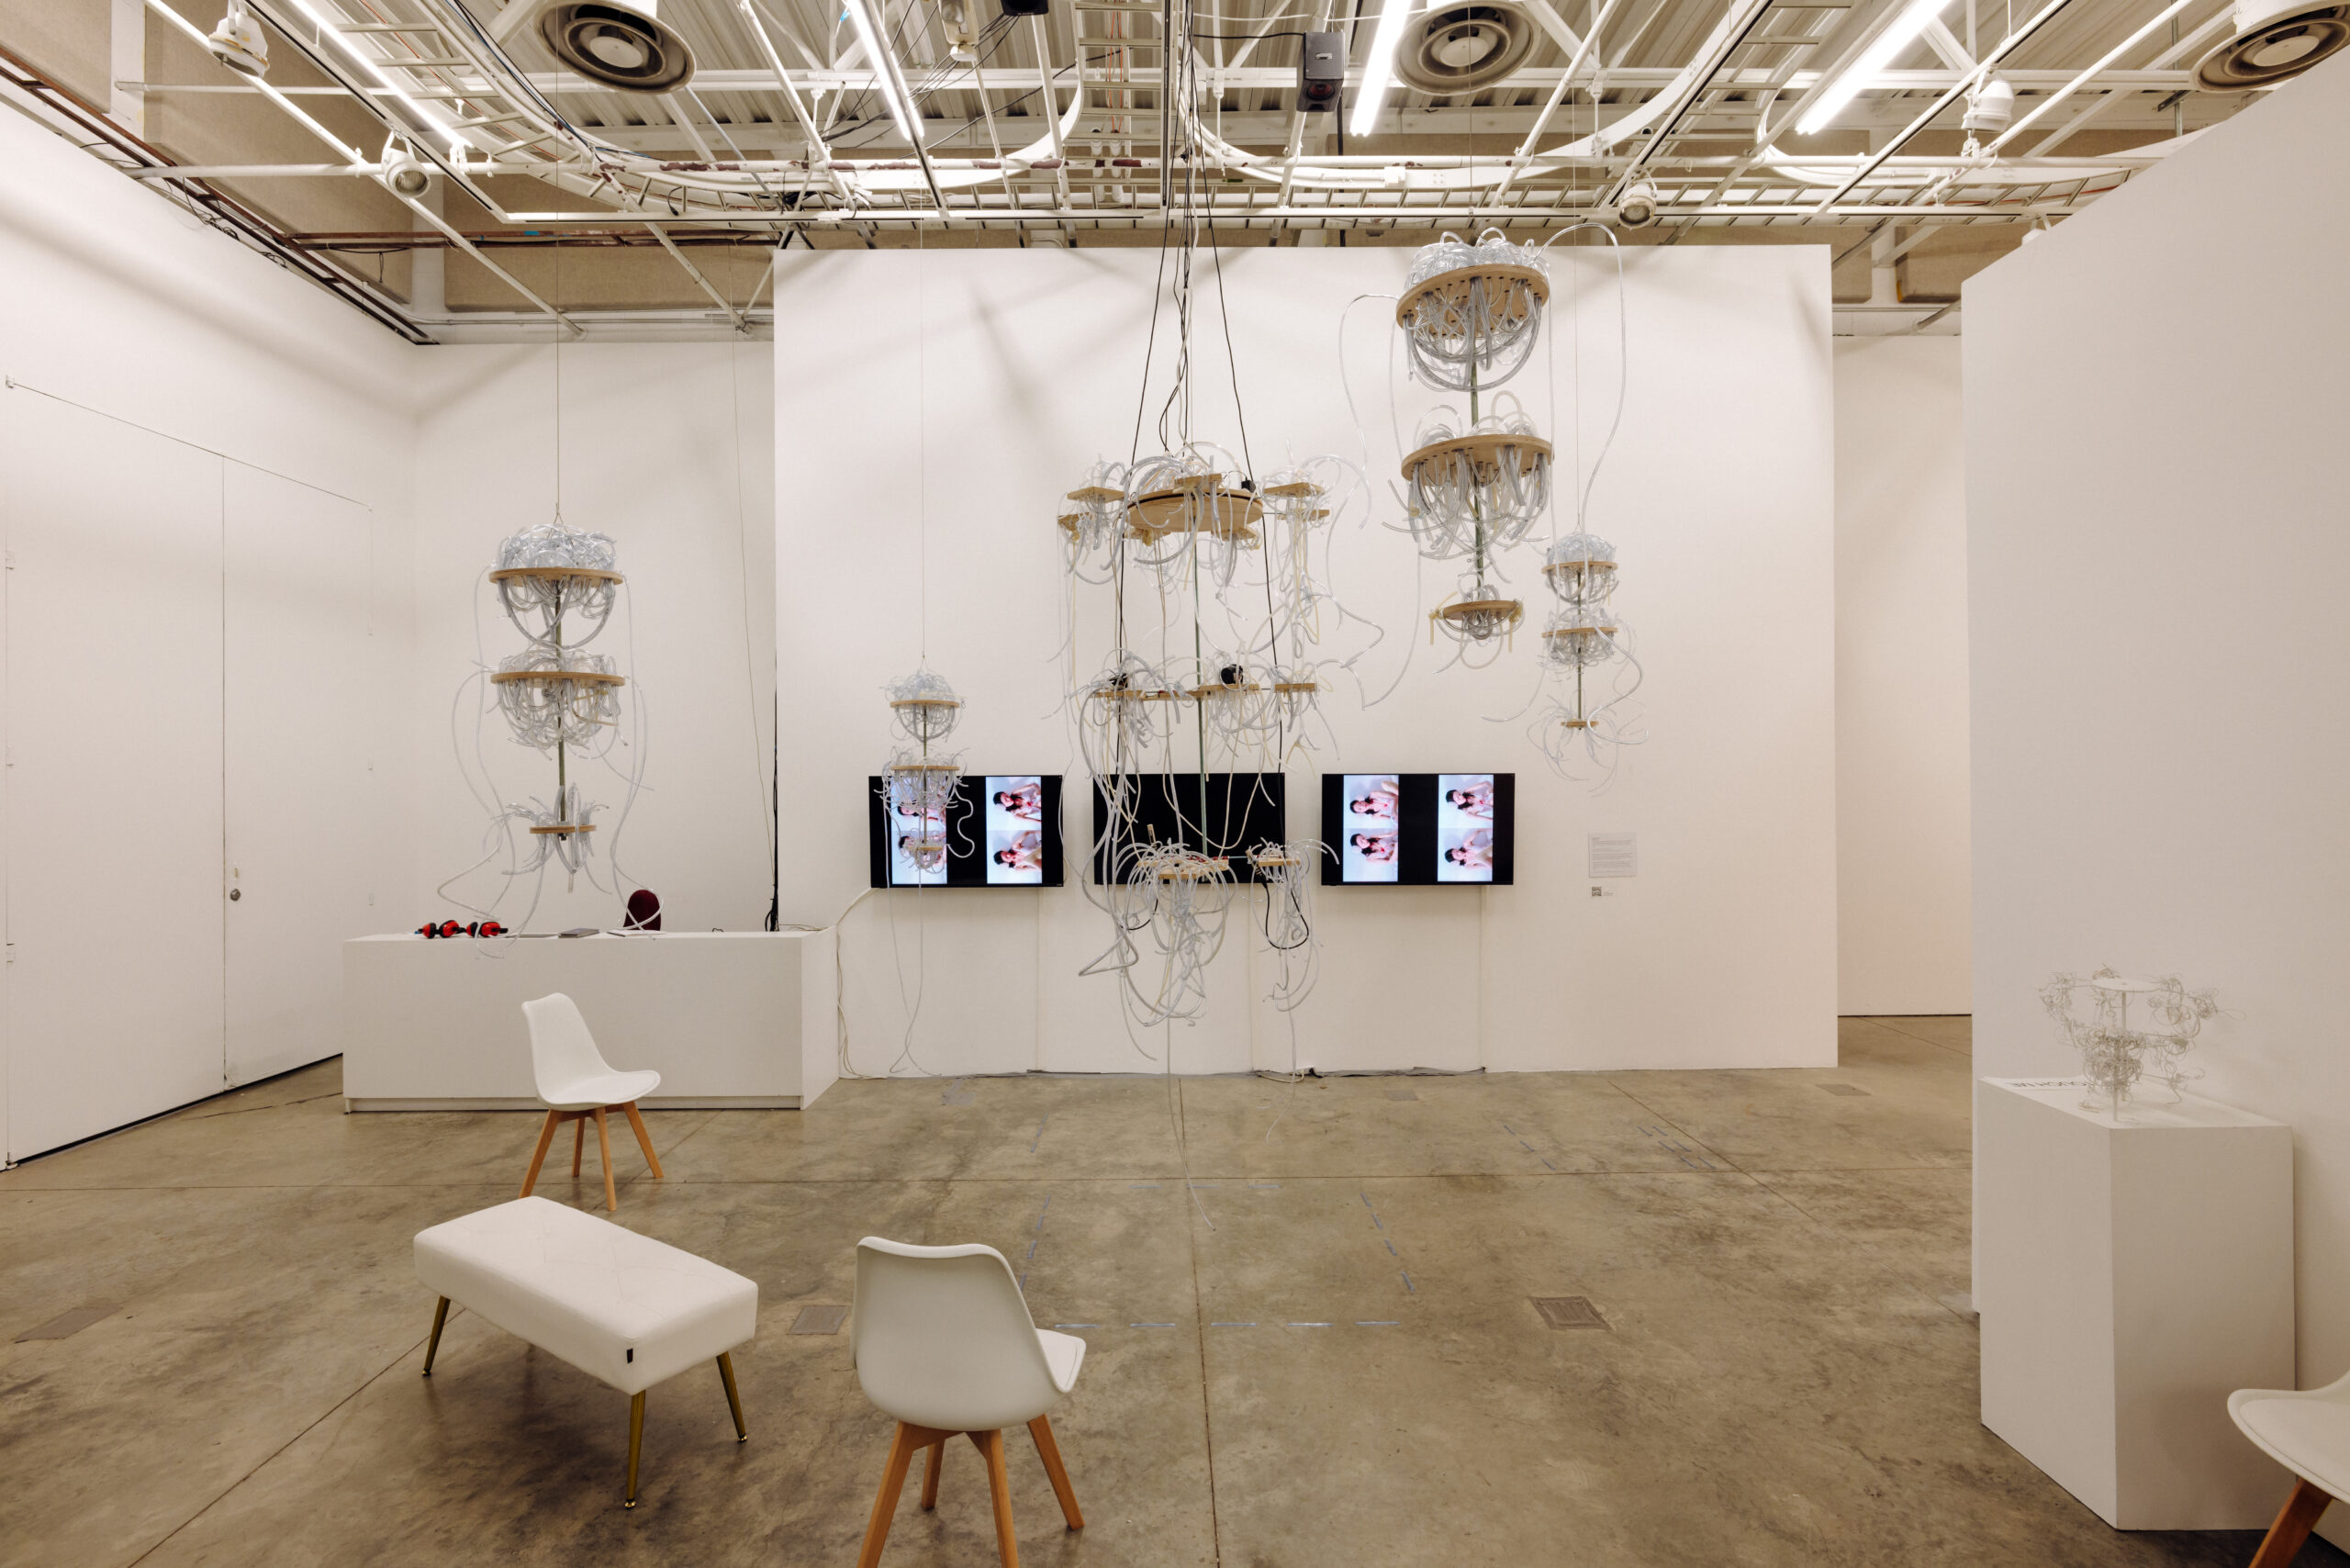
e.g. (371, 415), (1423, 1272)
(1001, 0), (1049, 15)
(1299, 31), (1344, 111)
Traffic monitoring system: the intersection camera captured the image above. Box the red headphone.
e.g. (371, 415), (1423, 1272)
(417, 920), (507, 938)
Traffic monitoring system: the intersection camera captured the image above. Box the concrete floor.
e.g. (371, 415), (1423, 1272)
(0, 1016), (2331, 1567)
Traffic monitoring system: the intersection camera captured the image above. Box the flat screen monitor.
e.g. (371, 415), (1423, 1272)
(1322, 772), (1515, 886)
(867, 774), (1064, 888)
(1091, 773), (1287, 885)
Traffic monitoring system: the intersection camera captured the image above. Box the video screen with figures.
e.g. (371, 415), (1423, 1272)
(867, 774), (1063, 889)
(1323, 772), (1515, 886)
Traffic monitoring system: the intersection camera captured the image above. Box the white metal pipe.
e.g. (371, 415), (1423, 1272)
(126, 163), (388, 177)
(139, 0), (573, 330)
(1986, 0), (2195, 155)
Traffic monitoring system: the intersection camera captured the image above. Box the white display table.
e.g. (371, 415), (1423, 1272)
(1977, 1077), (2293, 1528)
(341, 931), (837, 1111)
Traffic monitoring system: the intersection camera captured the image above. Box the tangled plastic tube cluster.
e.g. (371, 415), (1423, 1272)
(1398, 231), (1552, 393)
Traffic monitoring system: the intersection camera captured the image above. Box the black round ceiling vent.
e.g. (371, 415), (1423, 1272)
(2193, 0), (2349, 88)
(1395, 1), (1539, 95)
(539, 1), (697, 94)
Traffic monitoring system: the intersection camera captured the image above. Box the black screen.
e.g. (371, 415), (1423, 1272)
(1321, 772), (1514, 885)
(1090, 773), (1288, 885)
(867, 774), (1065, 888)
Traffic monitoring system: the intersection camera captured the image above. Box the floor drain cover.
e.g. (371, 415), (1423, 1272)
(1386, 1089), (1420, 1102)
(1532, 1296), (1608, 1330)
(789, 1304), (849, 1335)
(1818, 1083), (1870, 1096)
(15, 1304), (116, 1342)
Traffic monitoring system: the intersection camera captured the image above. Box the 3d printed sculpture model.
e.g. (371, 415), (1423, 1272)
(2041, 968), (2221, 1116)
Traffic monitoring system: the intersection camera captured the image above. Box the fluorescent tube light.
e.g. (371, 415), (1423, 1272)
(1797, 0), (1958, 136)
(845, 0), (919, 144)
(1348, 0), (1418, 140)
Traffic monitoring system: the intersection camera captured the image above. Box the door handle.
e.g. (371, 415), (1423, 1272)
(229, 888), (241, 902)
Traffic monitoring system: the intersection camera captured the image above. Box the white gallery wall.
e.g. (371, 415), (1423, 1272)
(1967, 58), (2350, 1414)
(1833, 338), (1969, 1015)
(776, 245), (1838, 1077)
(0, 104), (416, 1161)
(408, 343), (777, 936)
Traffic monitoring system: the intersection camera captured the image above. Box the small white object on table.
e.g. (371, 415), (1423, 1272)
(1976, 1076), (2293, 1529)
(342, 930), (836, 1110)
(415, 1195), (758, 1506)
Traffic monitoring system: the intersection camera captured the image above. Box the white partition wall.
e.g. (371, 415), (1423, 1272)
(1833, 338), (1969, 1016)
(1966, 55), (2350, 1474)
(0, 101), (414, 1161)
(776, 245), (1837, 1076)
(1, 393), (229, 1156)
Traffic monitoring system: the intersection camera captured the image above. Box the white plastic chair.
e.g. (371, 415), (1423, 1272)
(850, 1238), (1085, 1568)
(2231, 1372), (2350, 1566)
(517, 992), (664, 1212)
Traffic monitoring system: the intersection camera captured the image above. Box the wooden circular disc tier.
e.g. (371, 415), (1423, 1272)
(1065, 485), (1124, 503)
(1393, 263), (1550, 326)
(491, 669), (627, 688)
(529, 822), (597, 834)
(1271, 681), (1320, 694)
(889, 697), (962, 710)
(1437, 598), (1523, 622)
(1541, 623), (1618, 638)
(490, 566), (624, 586)
(885, 760), (963, 773)
(1261, 480), (1320, 499)
(1155, 857), (1229, 881)
(1402, 430), (1554, 480)
(1186, 683), (1262, 700)
(1125, 484), (1262, 545)
(1091, 687), (1173, 702)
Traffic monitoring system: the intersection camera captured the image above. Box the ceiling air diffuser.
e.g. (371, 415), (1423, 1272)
(2194, 0), (2349, 88)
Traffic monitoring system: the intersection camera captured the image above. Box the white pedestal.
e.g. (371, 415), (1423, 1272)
(1977, 1077), (2293, 1528)
(341, 931), (838, 1110)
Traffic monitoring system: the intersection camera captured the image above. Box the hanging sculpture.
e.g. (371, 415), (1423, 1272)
(487, 519), (628, 876)
(1395, 230), (1553, 660)
(882, 666), (964, 878)
(1525, 228), (1645, 782)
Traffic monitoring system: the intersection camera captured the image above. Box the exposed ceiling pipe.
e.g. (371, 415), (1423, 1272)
(141, 0), (576, 332)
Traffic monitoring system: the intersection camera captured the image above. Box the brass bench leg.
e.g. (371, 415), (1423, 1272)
(717, 1353), (747, 1441)
(421, 1297), (450, 1376)
(623, 1391), (645, 1508)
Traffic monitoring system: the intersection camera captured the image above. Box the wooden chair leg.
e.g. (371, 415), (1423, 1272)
(716, 1353), (747, 1441)
(2251, 1477), (2333, 1568)
(623, 1390), (645, 1508)
(921, 1436), (946, 1510)
(856, 1423), (922, 1568)
(978, 1428), (1020, 1568)
(621, 1101), (666, 1179)
(593, 1107), (618, 1211)
(520, 1111), (561, 1199)
(572, 1115), (585, 1177)
(421, 1296), (450, 1376)
(1028, 1414), (1083, 1529)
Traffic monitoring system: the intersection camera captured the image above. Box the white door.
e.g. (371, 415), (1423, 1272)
(223, 464), (373, 1086)
(2, 392), (226, 1160)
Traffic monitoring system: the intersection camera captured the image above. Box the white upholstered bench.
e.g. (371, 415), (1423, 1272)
(415, 1195), (758, 1506)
